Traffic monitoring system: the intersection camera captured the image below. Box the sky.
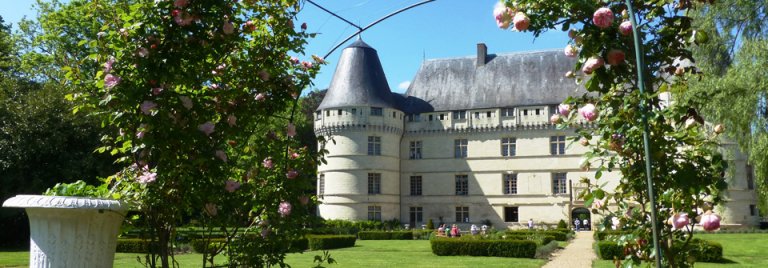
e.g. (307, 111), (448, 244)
(0, 0), (571, 94)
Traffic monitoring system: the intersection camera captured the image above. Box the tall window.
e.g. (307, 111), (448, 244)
(550, 136), (566, 155)
(501, 137), (516, 157)
(454, 139), (468, 158)
(455, 175), (468, 196)
(407, 114), (421, 122)
(503, 173), (518, 195)
(552, 173), (567, 194)
(368, 136), (381, 155)
(453, 110), (467, 120)
(368, 206), (382, 221)
(750, 204), (758, 216)
(504, 207), (519, 222)
(370, 107), (383, 116)
(410, 176), (422, 196)
(368, 173), (381, 194)
(501, 108), (514, 117)
(409, 207), (423, 225)
(455, 206), (469, 223)
(747, 164), (755, 190)
(318, 174), (325, 196)
(409, 141), (422, 159)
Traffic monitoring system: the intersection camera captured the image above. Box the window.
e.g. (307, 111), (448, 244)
(455, 175), (468, 196)
(535, 108), (540, 115)
(504, 207), (519, 222)
(750, 204), (758, 216)
(409, 141), (422, 159)
(486, 111), (492, 118)
(747, 164), (755, 190)
(454, 139), (468, 158)
(337, 109), (342, 115)
(318, 174), (325, 196)
(523, 109), (528, 116)
(410, 176), (422, 196)
(315, 111), (321, 120)
(368, 206), (382, 221)
(474, 112), (480, 119)
(550, 136), (566, 155)
(351, 108), (357, 115)
(368, 173), (381, 194)
(440, 114), (446, 120)
(325, 110), (330, 116)
(409, 207), (423, 225)
(408, 114), (421, 122)
(501, 137), (516, 157)
(368, 136), (381, 155)
(393, 111), (396, 118)
(501, 108), (514, 117)
(503, 173), (518, 195)
(453, 110), (467, 120)
(455, 206), (469, 223)
(552, 173), (567, 194)
(371, 107), (383, 116)
(428, 114), (434, 121)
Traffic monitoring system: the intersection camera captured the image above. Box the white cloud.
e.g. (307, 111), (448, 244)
(397, 81), (411, 90)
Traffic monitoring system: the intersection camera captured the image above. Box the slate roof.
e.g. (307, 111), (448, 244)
(317, 39), (397, 110)
(401, 50), (586, 114)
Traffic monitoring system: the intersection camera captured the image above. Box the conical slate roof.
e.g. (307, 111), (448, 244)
(317, 39), (397, 110)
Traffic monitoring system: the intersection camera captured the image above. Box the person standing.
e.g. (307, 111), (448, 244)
(583, 218), (589, 231)
(527, 219), (534, 229)
(574, 219), (581, 231)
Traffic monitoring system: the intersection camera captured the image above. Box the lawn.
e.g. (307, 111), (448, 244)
(592, 233), (768, 268)
(0, 240), (546, 268)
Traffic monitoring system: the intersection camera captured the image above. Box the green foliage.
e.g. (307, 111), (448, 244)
(116, 239), (153, 253)
(191, 238), (227, 255)
(506, 230), (567, 241)
(306, 235), (357, 251)
(358, 231), (413, 240)
(534, 240), (560, 259)
(311, 250), (336, 268)
(594, 230), (632, 241)
(426, 219), (435, 230)
(429, 238), (536, 258)
(674, 239), (724, 263)
(595, 241), (623, 260)
(44, 180), (110, 198)
(557, 219), (567, 229)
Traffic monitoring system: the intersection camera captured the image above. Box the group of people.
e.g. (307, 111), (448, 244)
(574, 218), (590, 231)
(436, 224), (490, 237)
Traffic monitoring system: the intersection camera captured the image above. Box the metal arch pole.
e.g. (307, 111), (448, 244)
(625, 1), (663, 267)
(322, 0), (436, 59)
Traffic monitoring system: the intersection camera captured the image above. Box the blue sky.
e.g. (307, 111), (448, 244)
(1, 0), (570, 93)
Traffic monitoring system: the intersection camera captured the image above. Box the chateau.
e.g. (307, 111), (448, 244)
(313, 40), (759, 228)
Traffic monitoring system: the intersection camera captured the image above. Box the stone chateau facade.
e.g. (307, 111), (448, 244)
(313, 40), (759, 228)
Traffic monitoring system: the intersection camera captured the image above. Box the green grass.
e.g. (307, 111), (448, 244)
(0, 240), (545, 268)
(592, 233), (768, 268)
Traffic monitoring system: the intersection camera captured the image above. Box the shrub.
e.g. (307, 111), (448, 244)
(430, 238), (536, 258)
(535, 240), (560, 259)
(426, 219), (435, 230)
(594, 230), (631, 241)
(116, 239), (152, 253)
(595, 241), (623, 260)
(557, 219), (568, 229)
(507, 230), (567, 241)
(413, 230), (433, 240)
(502, 234), (555, 245)
(191, 238), (227, 254)
(358, 231), (414, 240)
(307, 235), (356, 250)
(289, 237), (309, 252)
(675, 239), (723, 263)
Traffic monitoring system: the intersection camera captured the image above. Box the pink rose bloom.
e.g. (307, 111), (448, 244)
(593, 7), (614, 29)
(700, 212), (721, 231)
(579, 137), (590, 146)
(579, 103), (598, 121)
(558, 104), (571, 116)
(140, 100), (158, 115)
(286, 123), (296, 137)
(290, 56), (299, 64)
(137, 171), (157, 184)
(493, 2), (512, 29)
(298, 196), (309, 205)
(591, 198), (605, 210)
(670, 212), (689, 229)
(227, 115), (237, 127)
(104, 58), (115, 73)
(209, 84), (220, 90)
(173, 0), (188, 8)
(301, 22), (307, 31)
(136, 47), (149, 58)
(550, 114), (562, 124)
(278, 201), (292, 217)
(258, 70), (270, 81)
(152, 87), (163, 95)
(179, 96), (193, 110)
(513, 12), (530, 31)
(198, 121), (215, 136)
(223, 21), (235, 34)
(289, 152), (300, 159)
(607, 49), (626, 65)
(254, 93), (266, 101)
(619, 21), (633, 36)
(205, 203), (218, 217)
(714, 124), (725, 134)
(312, 55), (326, 64)
(104, 74), (121, 89)
(582, 56), (605, 75)
(301, 61), (313, 69)
(286, 169), (298, 179)
(262, 157), (274, 169)
(225, 180), (241, 193)
(215, 150), (228, 162)
(136, 130), (145, 139)
(564, 45), (578, 58)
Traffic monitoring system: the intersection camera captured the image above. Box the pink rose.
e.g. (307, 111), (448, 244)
(286, 123), (296, 138)
(225, 180), (241, 193)
(670, 213), (689, 229)
(215, 150), (228, 162)
(244, 21), (256, 32)
(579, 137), (590, 146)
(255, 93), (266, 101)
(209, 84), (220, 90)
(607, 49), (626, 65)
(493, 2), (513, 29)
(173, 0), (188, 8)
(136, 47), (149, 58)
(205, 203), (218, 217)
(582, 56), (605, 75)
(289, 152), (300, 159)
(558, 104), (571, 116)
(262, 157), (274, 169)
(278, 201), (292, 217)
(286, 169), (298, 179)
(223, 21), (235, 34)
(179, 96), (193, 110)
(198, 121), (215, 136)
(140, 101), (158, 115)
(290, 57), (299, 64)
(227, 114), (237, 127)
(136, 131), (145, 139)
(152, 87), (163, 95)
(513, 12), (530, 31)
(714, 124), (724, 134)
(593, 7), (614, 29)
(137, 171), (157, 184)
(298, 196), (309, 205)
(619, 21), (633, 36)
(104, 74), (121, 89)
(564, 45), (578, 58)
(301, 61), (313, 69)
(550, 114), (562, 124)
(103, 58), (115, 73)
(700, 212), (721, 232)
(591, 198), (605, 210)
(579, 104), (598, 121)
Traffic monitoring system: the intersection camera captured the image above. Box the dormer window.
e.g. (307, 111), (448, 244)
(501, 108), (514, 117)
(371, 107), (383, 116)
(453, 110), (467, 120)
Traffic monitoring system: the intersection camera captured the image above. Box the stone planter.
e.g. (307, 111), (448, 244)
(3, 195), (128, 268)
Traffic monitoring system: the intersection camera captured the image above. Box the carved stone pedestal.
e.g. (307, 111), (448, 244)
(3, 195), (128, 268)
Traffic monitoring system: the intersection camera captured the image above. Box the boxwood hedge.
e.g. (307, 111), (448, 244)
(430, 238), (536, 258)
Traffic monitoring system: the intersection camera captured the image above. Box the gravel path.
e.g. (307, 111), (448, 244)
(542, 231), (597, 268)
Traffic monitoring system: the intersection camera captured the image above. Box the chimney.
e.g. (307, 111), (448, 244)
(476, 43), (487, 67)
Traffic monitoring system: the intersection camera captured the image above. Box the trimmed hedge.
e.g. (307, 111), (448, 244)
(116, 239), (153, 253)
(191, 238), (227, 254)
(596, 239), (723, 263)
(506, 230), (568, 241)
(595, 241), (623, 260)
(307, 235), (356, 250)
(594, 230), (631, 241)
(430, 238), (536, 258)
(503, 234), (555, 245)
(358, 231), (413, 240)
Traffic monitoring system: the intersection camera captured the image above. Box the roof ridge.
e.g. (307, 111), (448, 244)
(422, 49), (563, 63)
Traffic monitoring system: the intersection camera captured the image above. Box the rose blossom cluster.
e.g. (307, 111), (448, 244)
(493, 3), (529, 31)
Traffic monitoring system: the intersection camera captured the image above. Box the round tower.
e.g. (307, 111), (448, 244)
(314, 40), (403, 221)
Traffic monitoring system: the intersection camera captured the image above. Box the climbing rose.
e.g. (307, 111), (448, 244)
(136, 131), (145, 139)
(136, 47), (149, 58)
(140, 101), (157, 115)
(607, 49), (626, 65)
(301, 61), (313, 69)
(714, 124), (725, 134)
(564, 45), (578, 58)
(262, 157), (274, 169)
(179, 96), (193, 109)
(103, 58), (115, 73)
(225, 180), (241, 193)
(592, 7), (614, 29)
(286, 123), (296, 137)
(550, 114), (562, 124)
(669, 212), (690, 229)
(104, 74), (121, 89)
(579, 104), (598, 121)
(244, 20), (256, 32)
(558, 104), (571, 116)
(152, 87), (163, 95)
(513, 12), (530, 31)
(278, 201), (292, 217)
(255, 93), (266, 101)
(579, 137), (590, 146)
(301, 22), (307, 31)
(493, 2), (513, 29)
(290, 56), (299, 64)
(198, 122), (215, 136)
(619, 21), (633, 36)
(700, 212), (721, 231)
(227, 115), (237, 127)
(137, 171), (157, 184)
(591, 198), (605, 210)
(215, 150), (228, 162)
(223, 21), (234, 34)
(581, 56), (605, 75)
(286, 169), (298, 179)
(289, 151), (300, 159)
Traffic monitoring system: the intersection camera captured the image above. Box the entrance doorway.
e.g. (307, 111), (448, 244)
(571, 207), (591, 231)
